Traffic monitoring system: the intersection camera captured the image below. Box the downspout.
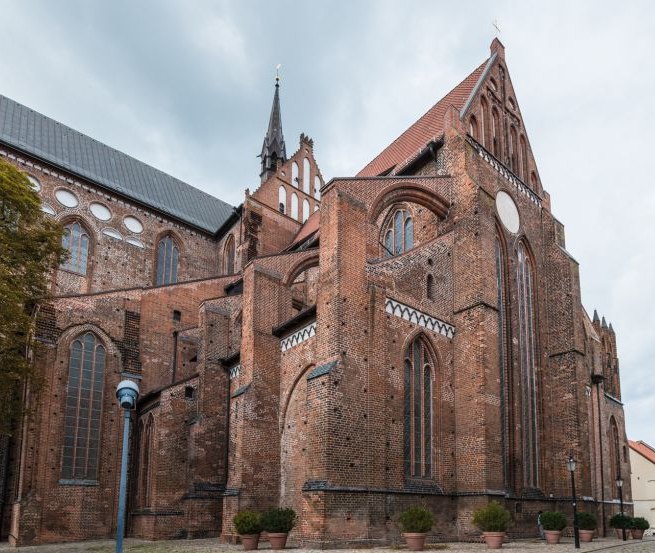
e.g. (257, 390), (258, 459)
(592, 373), (606, 536)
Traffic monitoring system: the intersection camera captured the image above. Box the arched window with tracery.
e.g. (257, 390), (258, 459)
(404, 335), (433, 478)
(223, 235), (235, 274)
(61, 332), (105, 481)
(492, 107), (501, 158)
(517, 241), (538, 488)
(382, 208), (413, 257)
(61, 221), (90, 275)
(138, 414), (154, 507)
(609, 416), (621, 485)
(480, 96), (489, 148)
(495, 236), (510, 488)
(469, 115), (479, 141)
(156, 235), (179, 285)
(520, 136), (528, 181)
(278, 186), (287, 214)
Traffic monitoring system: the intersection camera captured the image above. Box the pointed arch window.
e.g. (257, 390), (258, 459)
(609, 416), (621, 485)
(382, 208), (413, 257)
(517, 242), (538, 488)
(138, 414), (154, 507)
(156, 235), (179, 285)
(469, 116), (479, 141)
(404, 335), (433, 478)
(520, 136), (528, 181)
(303, 158), (311, 194)
(278, 186), (287, 214)
(290, 192), (299, 221)
(291, 162), (299, 188)
(61, 221), (90, 275)
(61, 332), (105, 481)
(480, 96), (489, 148)
(492, 107), (501, 158)
(223, 235), (235, 274)
(495, 236), (510, 488)
(302, 199), (310, 223)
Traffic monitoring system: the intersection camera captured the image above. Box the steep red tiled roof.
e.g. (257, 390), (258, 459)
(629, 440), (655, 465)
(288, 210), (320, 249)
(357, 58), (490, 177)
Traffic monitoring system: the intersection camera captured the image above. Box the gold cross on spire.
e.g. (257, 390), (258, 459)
(492, 19), (501, 37)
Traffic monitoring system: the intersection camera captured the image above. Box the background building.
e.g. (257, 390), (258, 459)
(0, 40), (631, 546)
(629, 440), (655, 532)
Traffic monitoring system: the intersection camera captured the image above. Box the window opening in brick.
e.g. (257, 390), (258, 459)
(173, 310), (181, 322)
(480, 96), (489, 148)
(491, 107), (501, 158)
(404, 335), (432, 479)
(426, 274), (434, 300)
(382, 208), (413, 258)
(138, 414), (154, 507)
(517, 241), (539, 488)
(61, 332), (105, 481)
(185, 386), (195, 399)
(290, 192), (299, 221)
(496, 237), (510, 488)
(469, 115), (479, 141)
(156, 235), (179, 285)
(520, 135), (528, 181)
(61, 221), (90, 275)
(278, 186), (286, 214)
(223, 235), (235, 274)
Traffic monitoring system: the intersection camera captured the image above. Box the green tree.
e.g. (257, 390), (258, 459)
(0, 159), (65, 433)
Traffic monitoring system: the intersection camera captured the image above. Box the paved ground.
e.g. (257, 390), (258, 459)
(0, 536), (653, 553)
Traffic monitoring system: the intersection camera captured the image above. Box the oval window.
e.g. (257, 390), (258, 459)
(496, 191), (520, 234)
(55, 188), (79, 208)
(102, 228), (123, 240)
(126, 237), (145, 249)
(27, 175), (41, 192)
(123, 216), (143, 234)
(89, 202), (112, 221)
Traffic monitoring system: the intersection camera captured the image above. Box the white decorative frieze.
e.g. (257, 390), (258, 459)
(229, 364), (240, 379)
(468, 138), (542, 208)
(280, 322), (317, 352)
(385, 298), (455, 339)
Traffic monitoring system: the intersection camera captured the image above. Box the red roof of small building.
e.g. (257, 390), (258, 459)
(629, 440), (655, 465)
(357, 58), (490, 178)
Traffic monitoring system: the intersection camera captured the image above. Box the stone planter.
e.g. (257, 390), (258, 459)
(482, 531), (505, 549)
(268, 532), (288, 550)
(240, 534), (260, 550)
(544, 530), (561, 544)
(579, 529), (594, 542)
(631, 529), (645, 540)
(403, 532), (427, 551)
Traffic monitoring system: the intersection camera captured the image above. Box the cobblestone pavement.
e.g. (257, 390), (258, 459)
(0, 537), (653, 553)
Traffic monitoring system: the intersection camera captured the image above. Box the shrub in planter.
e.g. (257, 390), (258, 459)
(540, 511), (567, 544)
(472, 501), (511, 549)
(261, 508), (297, 550)
(398, 506), (434, 551)
(233, 510), (263, 551)
(609, 513), (632, 529)
(577, 512), (597, 542)
(630, 517), (649, 540)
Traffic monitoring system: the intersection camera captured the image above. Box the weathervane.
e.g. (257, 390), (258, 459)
(492, 19), (501, 37)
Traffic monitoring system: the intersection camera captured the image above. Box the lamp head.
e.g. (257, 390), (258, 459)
(116, 380), (139, 410)
(616, 477), (623, 488)
(566, 455), (576, 472)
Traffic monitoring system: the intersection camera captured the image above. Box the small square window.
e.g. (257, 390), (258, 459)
(185, 386), (195, 399)
(173, 310), (181, 322)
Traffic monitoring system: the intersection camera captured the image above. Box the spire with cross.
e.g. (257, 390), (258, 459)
(259, 64), (287, 184)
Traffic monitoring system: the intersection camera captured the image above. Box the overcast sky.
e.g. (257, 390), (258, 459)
(2, 1), (653, 448)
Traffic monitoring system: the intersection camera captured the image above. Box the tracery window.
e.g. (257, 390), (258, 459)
(404, 335), (433, 478)
(61, 332), (105, 481)
(61, 221), (90, 275)
(492, 107), (501, 158)
(383, 208), (413, 257)
(156, 235), (179, 285)
(480, 96), (489, 147)
(517, 242), (539, 488)
(223, 235), (235, 274)
(495, 236), (510, 487)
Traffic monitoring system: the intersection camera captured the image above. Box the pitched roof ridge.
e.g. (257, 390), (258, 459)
(357, 56), (490, 178)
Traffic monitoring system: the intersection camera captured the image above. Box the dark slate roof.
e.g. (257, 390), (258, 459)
(0, 94), (235, 234)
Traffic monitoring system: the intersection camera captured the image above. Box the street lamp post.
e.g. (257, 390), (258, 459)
(566, 455), (580, 549)
(616, 477), (626, 541)
(115, 380), (139, 553)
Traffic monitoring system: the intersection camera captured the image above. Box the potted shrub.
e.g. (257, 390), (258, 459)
(398, 506), (434, 551)
(609, 513), (632, 539)
(233, 510), (263, 551)
(630, 517), (649, 540)
(540, 511), (567, 544)
(472, 501), (511, 549)
(576, 511), (597, 542)
(261, 507), (297, 550)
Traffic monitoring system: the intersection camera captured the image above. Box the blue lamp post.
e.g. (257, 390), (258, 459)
(115, 380), (139, 553)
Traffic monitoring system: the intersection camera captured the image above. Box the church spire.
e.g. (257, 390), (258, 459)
(259, 70), (287, 184)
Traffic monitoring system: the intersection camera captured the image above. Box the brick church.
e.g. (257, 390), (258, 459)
(0, 40), (631, 546)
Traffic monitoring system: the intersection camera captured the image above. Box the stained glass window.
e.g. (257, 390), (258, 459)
(382, 209), (413, 257)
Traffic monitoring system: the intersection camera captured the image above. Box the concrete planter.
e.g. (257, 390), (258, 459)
(579, 529), (594, 542)
(631, 529), (645, 540)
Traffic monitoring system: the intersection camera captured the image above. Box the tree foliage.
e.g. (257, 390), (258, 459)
(0, 159), (65, 433)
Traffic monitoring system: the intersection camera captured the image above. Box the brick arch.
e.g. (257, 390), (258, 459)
(58, 323), (122, 368)
(56, 215), (96, 280)
(400, 329), (443, 378)
(152, 229), (184, 285)
(369, 182), (449, 224)
(282, 253), (320, 287)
